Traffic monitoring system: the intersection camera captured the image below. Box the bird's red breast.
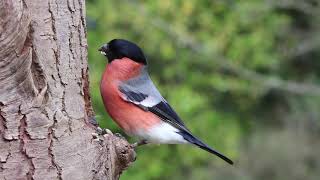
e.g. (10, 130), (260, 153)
(100, 58), (161, 135)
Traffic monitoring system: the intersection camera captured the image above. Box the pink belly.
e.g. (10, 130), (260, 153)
(101, 85), (160, 135)
(100, 59), (161, 135)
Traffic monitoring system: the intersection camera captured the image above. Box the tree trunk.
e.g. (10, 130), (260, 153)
(0, 0), (135, 179)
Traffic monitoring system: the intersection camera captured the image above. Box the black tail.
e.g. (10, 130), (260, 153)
(178, 131), (233, 165)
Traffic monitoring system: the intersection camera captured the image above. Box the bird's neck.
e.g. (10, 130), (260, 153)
(104, 58), (145, 81)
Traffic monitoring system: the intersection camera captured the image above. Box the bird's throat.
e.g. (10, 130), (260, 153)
(105, 58), (144, 81)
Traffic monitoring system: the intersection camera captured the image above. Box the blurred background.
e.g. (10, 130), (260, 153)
(86, 0), (320, 179)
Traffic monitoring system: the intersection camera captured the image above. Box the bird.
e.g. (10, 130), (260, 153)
(98, 39), (233, 165)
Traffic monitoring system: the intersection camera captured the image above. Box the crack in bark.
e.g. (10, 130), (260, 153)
(67, 0), (75, 13)
(52, 49), (65, 87)
(4, 152), (10, 163)
(67, 1), (77, 68)
(47, 2), (66, 178)
(47, 111), (62, 179)
(48, 131), (62, 179)
(82, 68), (96, 126)
(78, 0), (87, 36)
(19, 114), (35, 179)
(68, 32), (76, 68)
(61, 89), (73, 134)
(48, 1), (65, 87)
(0, 105), (6, 137)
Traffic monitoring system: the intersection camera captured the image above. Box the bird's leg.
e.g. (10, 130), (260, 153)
(136, 139), (148, 146)
(131, 139), (148, 148)
(88, 116), (99, 127)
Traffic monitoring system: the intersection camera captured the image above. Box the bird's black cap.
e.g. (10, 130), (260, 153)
(98, 39), (147, 65)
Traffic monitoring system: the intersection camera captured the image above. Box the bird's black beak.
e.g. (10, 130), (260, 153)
(98, 44), (108, 55)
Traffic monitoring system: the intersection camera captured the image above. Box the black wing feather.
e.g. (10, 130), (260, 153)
(148, 101), (189, 131)
(119, 87), (188, 131)
(119, 86), (148, 102)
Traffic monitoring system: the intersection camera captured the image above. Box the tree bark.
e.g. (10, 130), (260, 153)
(0, 0), (135, 179)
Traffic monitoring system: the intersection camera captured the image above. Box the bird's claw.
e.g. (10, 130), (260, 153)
(96, 127), (113, 136)
(115, 132), (125, 139)
(92, 132), (99, 139)
(92, 128), (113, 145)
(91, 132), (104, 144)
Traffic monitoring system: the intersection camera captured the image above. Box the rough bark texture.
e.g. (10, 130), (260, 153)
(0, 0), (135, 179)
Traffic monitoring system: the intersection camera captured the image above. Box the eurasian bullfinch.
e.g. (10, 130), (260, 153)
(98, 39), (233, 165)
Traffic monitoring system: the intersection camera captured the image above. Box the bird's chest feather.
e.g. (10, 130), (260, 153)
(100, 59), (161, 135)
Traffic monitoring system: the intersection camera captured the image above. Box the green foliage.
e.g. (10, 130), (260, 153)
(87, 0), (320, 179)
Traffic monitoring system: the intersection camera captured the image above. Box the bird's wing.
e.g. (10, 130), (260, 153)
(118, 69), (234, 165)
(118, 69), (188, 132)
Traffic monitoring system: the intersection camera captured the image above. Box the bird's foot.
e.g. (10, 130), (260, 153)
(115, 132), (125, 139)
(92, 127), (113, 144)
(91, 132), (103, 144)
(131, 139), (148, 148)
(96, 127), (113, 136)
